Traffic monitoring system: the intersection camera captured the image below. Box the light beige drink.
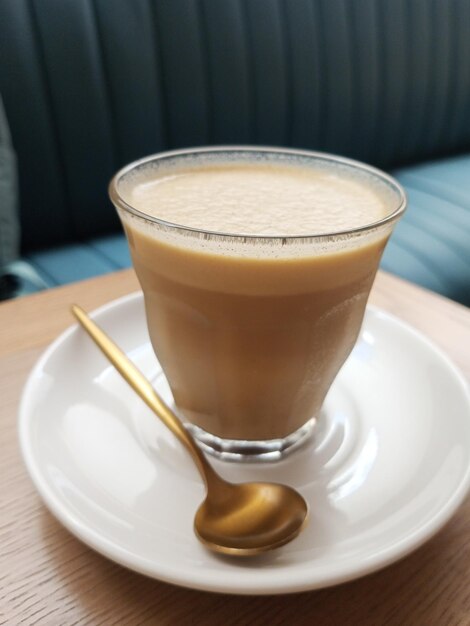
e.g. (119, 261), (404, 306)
(111, 149), (404, 453)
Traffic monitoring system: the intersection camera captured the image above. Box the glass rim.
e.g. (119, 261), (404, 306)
(108, 146), (407, 242)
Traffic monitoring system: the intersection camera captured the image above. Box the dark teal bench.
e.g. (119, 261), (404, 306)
(1, 1), (469, 305)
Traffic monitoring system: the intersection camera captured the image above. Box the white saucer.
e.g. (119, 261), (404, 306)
(19, 293), (470, 595)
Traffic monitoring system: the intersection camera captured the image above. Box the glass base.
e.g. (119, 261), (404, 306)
(184, 418), (316, 463)
(152, 370), (316, 462)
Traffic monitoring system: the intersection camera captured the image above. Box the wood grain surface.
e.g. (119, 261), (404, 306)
(1, 269), (470, 626)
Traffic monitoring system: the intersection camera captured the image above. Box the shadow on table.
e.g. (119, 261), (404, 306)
(39, 506), (463, 626)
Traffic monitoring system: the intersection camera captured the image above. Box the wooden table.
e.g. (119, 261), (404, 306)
(1, 269), (470, 625)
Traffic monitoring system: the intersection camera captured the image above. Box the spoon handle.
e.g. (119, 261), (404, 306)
(71, 304), (218, 487)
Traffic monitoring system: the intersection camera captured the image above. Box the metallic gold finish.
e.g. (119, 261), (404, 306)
(71, 304), (308, 556)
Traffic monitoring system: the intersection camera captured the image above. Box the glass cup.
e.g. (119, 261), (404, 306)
(109, 147), (406, 462)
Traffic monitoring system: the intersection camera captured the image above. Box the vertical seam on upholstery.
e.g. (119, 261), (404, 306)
(341, 0), (354, 156)
(197, 0), (213, 144)
(314, 0), (327, 150)
(27, 0), (73, 241)
(239, 0), (256, 142)
(396, 0), (410, 164)
(89, 0), (120, 168)
(450, 1), (465, 146)
(453, 3), (470, 147)
(278, 0), (293, 147)
(406, 1), (432, 159)
(439, 1), (457, 152)
(416, 3), (433, 158)
(422, 1), (437, 153)
(149, 0), (170, 148)
(346, 0), (356, 151)
(372, 0), (386, 164)
(344, 0), (357, 157)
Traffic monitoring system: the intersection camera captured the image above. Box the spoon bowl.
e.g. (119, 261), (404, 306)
(195, 482), (308, 555)
(72, 304), (309, 556)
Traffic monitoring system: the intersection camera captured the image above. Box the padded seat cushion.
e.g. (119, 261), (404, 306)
(25, 234), (131, 286)
(383, 154), (470, 305)
(23, 154), (470, 306)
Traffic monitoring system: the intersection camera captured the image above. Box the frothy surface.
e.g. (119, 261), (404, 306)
(122, 162), (390, 236)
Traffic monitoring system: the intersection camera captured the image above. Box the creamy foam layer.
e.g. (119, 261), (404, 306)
(122, 162), (390, 236)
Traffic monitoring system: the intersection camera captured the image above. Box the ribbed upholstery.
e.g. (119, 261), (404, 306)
(2, 0), (470, 254)
(384, 156), (470, 305)
(26, 234), (131, 285)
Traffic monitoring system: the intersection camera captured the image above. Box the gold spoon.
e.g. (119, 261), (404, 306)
(71, 304), (308, 556)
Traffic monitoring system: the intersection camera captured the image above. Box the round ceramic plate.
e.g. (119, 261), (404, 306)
(19, 293), (470, 595)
